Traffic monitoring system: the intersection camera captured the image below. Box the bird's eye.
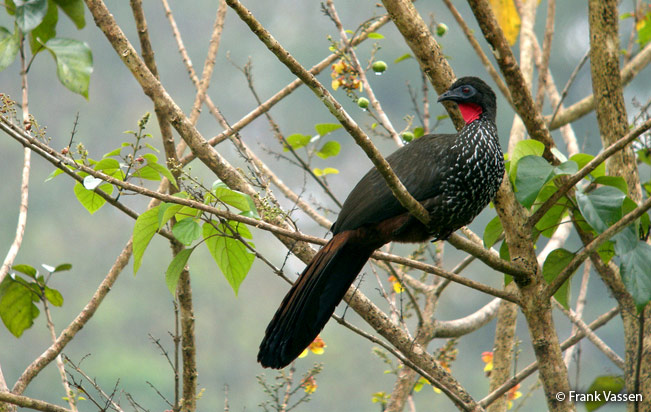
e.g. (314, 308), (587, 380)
(462, 87), (471, 94)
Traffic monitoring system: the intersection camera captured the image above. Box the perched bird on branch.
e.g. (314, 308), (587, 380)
(258, 76), (504, 369)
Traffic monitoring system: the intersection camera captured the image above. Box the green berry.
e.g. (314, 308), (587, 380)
(357, 97), (370, 109)
(402, 131), (414, 142)
(372, 61), (388, 73)
(436, 23), (448, 37)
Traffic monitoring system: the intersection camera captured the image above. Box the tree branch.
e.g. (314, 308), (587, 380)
(548, 194), (651, 297)
(12, 240), (133, 394)
(224, 0), (431, 226)
(529, 118), (651, 228)
(466, 0), (557, 163)
(0, 392), (70, 412)
(548, 41), (651, 130)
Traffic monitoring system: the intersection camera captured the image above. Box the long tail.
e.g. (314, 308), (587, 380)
(258, 230), (377, 368)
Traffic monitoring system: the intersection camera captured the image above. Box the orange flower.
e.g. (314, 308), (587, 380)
(388, 275), (404, 293)
(302, 376), (318, 394)
(506, 383), (522, 409)
(329, 59), (362, 92)
(481, 351), (493, 373)
(298, 335), (326, 358)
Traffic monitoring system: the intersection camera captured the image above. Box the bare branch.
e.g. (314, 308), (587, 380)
(0, 392), (71, 412)
(554, 300), (625, 370)
(480, 306), (620, 407)
(432, 298), (501, 338)
(467, 0), (557, 163)
(224, 0), (431, 226)
(380, 0), (464, 129)
(12, 240), (133, 394)
(548, 41), (651, 130)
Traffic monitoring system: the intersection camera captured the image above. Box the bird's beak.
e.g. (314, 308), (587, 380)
(437, 89), (462, 103)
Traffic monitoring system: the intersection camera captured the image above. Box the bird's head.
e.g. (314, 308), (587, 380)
(437, 77), (497, 124)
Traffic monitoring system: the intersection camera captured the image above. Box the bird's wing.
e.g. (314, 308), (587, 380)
(332, 133), (456, 234)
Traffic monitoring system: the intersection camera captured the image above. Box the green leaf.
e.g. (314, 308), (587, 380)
(53, 263), (72, 272)
(165, 248), (193, 295)
(394, 53), (412, 63)
(43, 286), (63, 306)
(212, 181), (257, 214)
(614, 226), (651, 311)
(514, 155), (554, 208)
(5, 0), (16, 14)
(12, 264), (37, 278)
(44, 37), (92, 99)
(284, 133), (311, 150)
(313, 167), (339, 176)
(52, 0), (85, 29)
(509, 140), (545, 184)
(29, 0), (57, 54)
(0, 276), (40, 337)
(132, 205), (160, 274)
(542, 248), (574, 309)
(593, 175), (628, 194)
(103, 146), (123, 158)
(16, 0), (48, 33)
(413, 127), (424, 139)
(570, 153), (606, 179)
(483, 215), (503, 248)
(0, 27), (20, 71)
(133, 165), (161, 180)
(172, 218), (201, 246)
(367, 32), (384, 39)
(94, 157), (120, 172)
(158, 202), (184, 229)
(534, 184), (570, 238)
(314, 123), (342, 136)
(73, 181), (112, 214)
(203, 221), (255, 295)
(585, 375), (625, 411)
(174, 206), (200, 220)
(148, 162), (177, 189)
(636, 11), (651, 46)
(553, 160), (578, 176)
(576, 186), (626, 233)
(316, 141), (341, 159)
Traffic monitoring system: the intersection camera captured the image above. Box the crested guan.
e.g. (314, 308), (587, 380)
(258, 76), (504, 369)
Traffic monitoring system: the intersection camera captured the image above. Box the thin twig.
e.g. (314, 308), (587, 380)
(554, 300), (625, 369)
(534, 0), (555, 110)
(0, 392), (71, 412)
(224, 0), (431, 226)
(442, 0), (512, 108)
(12, 240), (133, 395)
(479, 306), (620, 407)
(63, 355), (125, 412)
(548, 41), (651, 130)
(325, 0), (401, 146)
(43, 299), (77, 411)
(548, 50), (589, 127)
(1, 117), (521, 302)
(563, 262), (590, 367)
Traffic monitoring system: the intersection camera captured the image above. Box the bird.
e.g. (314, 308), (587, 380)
(258, 76), (504, 369)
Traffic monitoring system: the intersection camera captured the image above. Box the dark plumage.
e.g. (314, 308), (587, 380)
(258, 77), (504, 369)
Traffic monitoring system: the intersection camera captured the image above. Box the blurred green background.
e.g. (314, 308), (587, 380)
(1, 1), (648, 410)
